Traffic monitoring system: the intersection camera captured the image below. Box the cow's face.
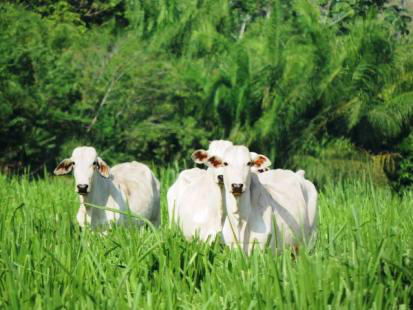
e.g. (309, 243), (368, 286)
(191, 140), (233, 184)
(222, 145), (252, 197)
(54, 146), (110, 195)
(211, 146), (271, 197)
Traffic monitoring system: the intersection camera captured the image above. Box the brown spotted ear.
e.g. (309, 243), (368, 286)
(207, 155), (224, 168)
(96, 157), (110, 178)
(191, 149), (209, 164)
(252, 154), (271, 169)
(54, 159), (74, 175)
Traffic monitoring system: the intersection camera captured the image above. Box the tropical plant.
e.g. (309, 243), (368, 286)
(1, 0), (412, 190)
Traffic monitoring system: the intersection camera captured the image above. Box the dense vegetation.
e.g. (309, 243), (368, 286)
(0, 171), (412, 309)
(1, 0), (413, 190)
(1, 3), (412, 308)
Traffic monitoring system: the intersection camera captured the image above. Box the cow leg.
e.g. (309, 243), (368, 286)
(77, 204), (91, 227)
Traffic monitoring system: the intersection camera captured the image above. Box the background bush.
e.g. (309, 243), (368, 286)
(1, 0), (412, 191)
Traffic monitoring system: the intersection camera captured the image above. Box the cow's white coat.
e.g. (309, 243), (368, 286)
(54, 146), (160, 228)
(256, 169), (318, 249)
(174, 168), (225, 241)
(167, 140), (233, 240)
(217, 145), (317, 254)
(166, 167), (206, 223)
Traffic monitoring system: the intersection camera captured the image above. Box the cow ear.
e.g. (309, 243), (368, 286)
(206, 155), (224, 168)
(191, 149), (209, 164)
(97, 157), (110, 178)
(251, 154), (271, 169)
(54, 159), (73, 175)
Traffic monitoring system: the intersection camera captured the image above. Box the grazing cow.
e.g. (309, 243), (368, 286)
(167, 140), (233, 241)
(54, 146), (160, 228)
(212, 145), (315, 254)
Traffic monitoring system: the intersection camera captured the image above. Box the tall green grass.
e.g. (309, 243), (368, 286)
(0, 170), (412, 310)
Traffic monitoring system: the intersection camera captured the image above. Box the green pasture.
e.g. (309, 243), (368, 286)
(0, 170), (412, 310)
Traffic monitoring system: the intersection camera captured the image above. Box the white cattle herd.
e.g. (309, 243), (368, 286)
(55, 141), (318, 254)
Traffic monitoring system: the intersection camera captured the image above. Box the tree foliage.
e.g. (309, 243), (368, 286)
(1, 0), (412, 190)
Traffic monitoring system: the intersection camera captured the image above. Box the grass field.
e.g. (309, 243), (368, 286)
(0, 169), (412, 310)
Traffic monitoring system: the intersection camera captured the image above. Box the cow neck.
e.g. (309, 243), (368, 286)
(81, 171), (110, 210)
(205, 167), (227, 226)
(219, 183), (226, 227)
(224, 186), (252, 243)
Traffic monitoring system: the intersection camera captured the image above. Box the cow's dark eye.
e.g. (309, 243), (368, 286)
(224, 162), (228, 166)
(93, 161), (98, 166)
(247, 161), (253, 166)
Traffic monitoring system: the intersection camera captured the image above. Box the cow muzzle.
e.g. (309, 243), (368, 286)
(77, 184), (89, 195)
(231, 183), (244, 197)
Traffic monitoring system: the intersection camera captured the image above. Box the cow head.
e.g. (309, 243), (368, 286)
(209, 145), (270, 197)
(54, 146), (110, 195)
(191, 140), (233, 184)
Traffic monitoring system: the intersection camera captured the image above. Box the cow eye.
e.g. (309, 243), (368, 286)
(224, 162), (228, 166)
(247, 161), (253, 166)
(93, 161), (98, 166)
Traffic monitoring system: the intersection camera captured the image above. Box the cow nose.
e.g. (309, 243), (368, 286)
(217, 175), (224, 183)
(77, 184), (89, 194)
(231, 183), (243, 193)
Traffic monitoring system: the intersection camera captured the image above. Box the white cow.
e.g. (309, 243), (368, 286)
(166, 167), (207, 223)
(54, 146), (160, 228)
(167, 140), (233, 223)
(254, 169), (318, 248)
(167, 140), (233, 241)
(167, 143), (271, 224)
(212, 145), (316, 254)
(167, 140), (274, 241)
(256, 169), (318, 251)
